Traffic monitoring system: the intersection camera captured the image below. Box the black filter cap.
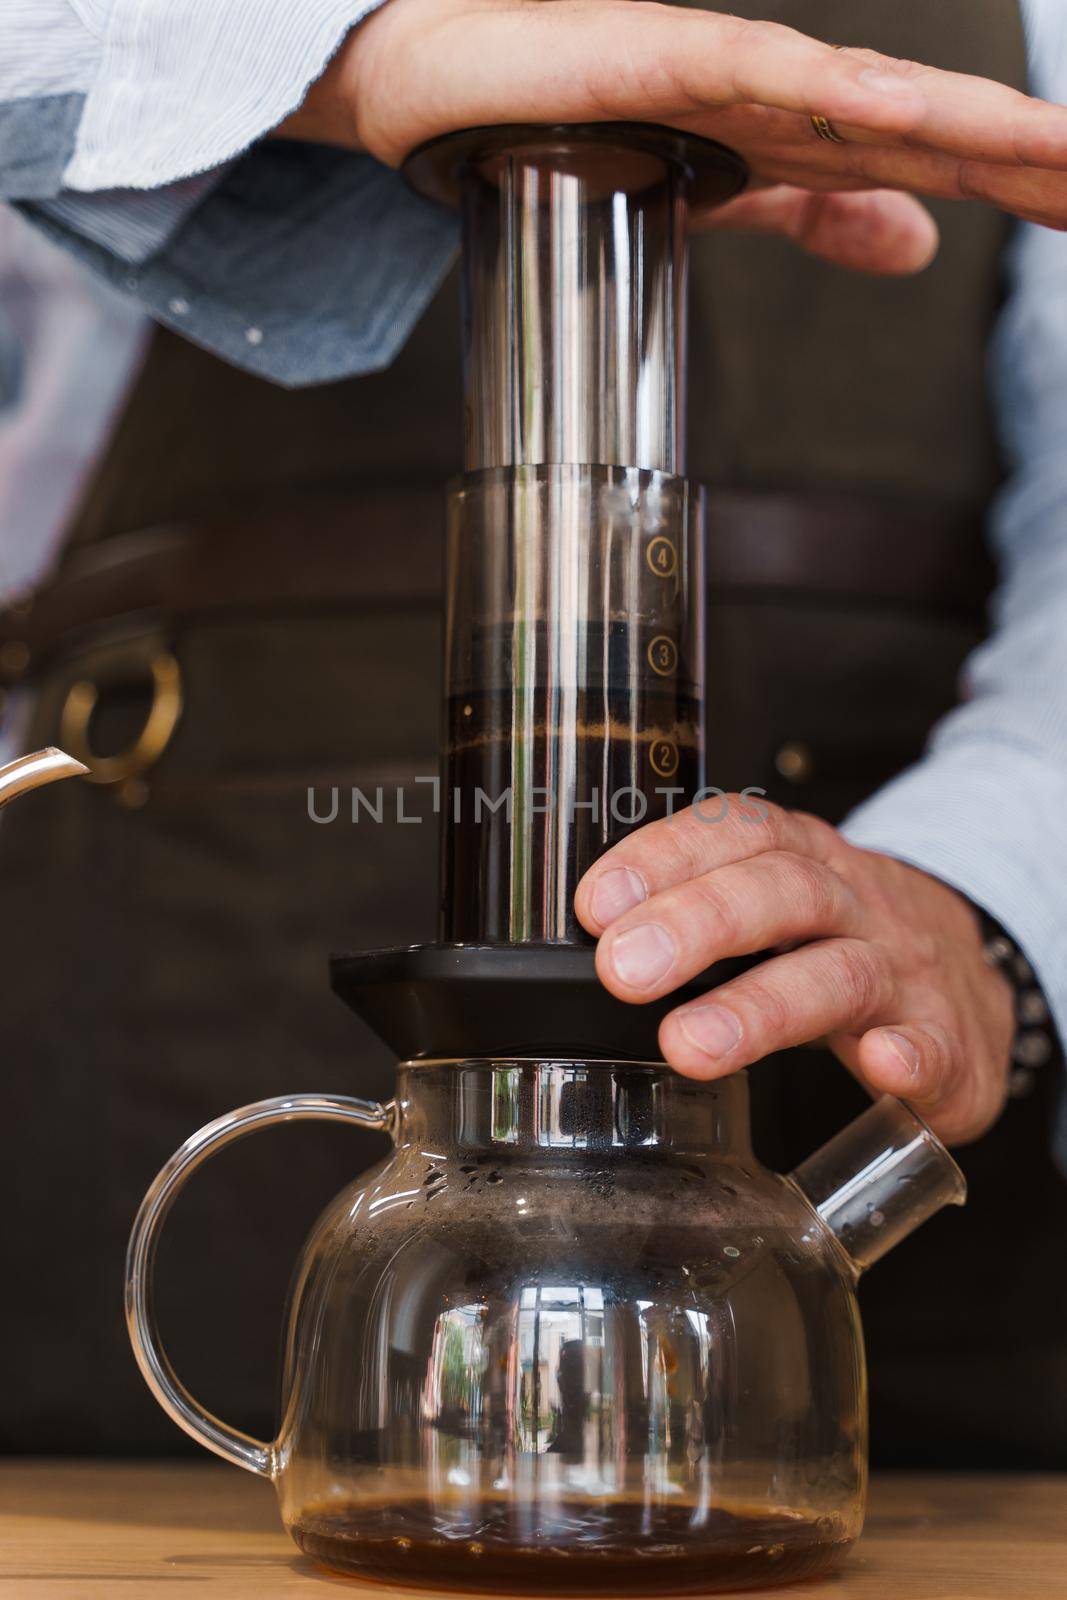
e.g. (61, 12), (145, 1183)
(329, 942), (752, 1062)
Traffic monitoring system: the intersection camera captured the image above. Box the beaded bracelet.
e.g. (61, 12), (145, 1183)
(978, 915), (1056, 1099)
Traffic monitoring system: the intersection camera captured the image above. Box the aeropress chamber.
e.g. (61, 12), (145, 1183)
(333, 122), (747, 1053)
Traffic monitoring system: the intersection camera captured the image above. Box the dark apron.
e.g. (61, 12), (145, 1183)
(2, 0), (1064, 1467)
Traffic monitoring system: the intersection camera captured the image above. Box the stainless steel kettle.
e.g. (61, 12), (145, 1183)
(0, 748), (87, 808)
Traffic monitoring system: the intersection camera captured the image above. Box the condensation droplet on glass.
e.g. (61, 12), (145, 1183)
(245, 326), (264, 345)
(168, 297), (189, 315)
(870, 1209), (885, 1228)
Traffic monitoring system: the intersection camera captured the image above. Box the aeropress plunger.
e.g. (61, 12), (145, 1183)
(332, 122), (748, 1052)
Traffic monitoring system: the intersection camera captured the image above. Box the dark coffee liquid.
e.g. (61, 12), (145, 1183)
(442, 686), (702, 942)
(293, 1496), (851, 1594)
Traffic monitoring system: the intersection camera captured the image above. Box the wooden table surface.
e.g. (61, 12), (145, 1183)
(1, 1462), (1063, 1599)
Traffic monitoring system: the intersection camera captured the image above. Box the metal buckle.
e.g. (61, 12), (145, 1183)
(59, 649), (183, 806)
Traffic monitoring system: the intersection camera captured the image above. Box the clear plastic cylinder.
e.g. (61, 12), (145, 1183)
(401, 124), (744, 945)
(405, 124), (745, 475)
(440, 465), (704, 943)
(459, 131), (688, 473)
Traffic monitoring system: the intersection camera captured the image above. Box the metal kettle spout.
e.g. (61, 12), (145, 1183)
(0, 748), (88, 808)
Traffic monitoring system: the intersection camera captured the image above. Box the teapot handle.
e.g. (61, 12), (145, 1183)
(125, 1092), (396, 1478)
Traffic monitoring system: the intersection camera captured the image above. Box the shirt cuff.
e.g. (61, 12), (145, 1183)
(35, 173), (222, 265)
(842, 740), (1067, 1170)
(64, 0), (382, 191)
(20, 140), (458, 384)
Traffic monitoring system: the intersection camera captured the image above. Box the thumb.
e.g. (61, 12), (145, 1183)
(699, 185), (939, 276)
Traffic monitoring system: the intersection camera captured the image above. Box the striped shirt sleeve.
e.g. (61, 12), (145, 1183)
(2, 0), (377, 193)
(843, 0), (1067, 1170)
(0, 0), (457, 381)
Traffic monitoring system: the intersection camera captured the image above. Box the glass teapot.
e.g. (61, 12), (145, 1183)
(127, 1058), (964, 1593)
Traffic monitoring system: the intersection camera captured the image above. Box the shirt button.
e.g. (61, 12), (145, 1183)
(775, 741), (815, 784)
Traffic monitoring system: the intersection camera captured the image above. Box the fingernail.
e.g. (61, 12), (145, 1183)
(609, 923), (675, 989)
(678, 1004), (743, 1060)
(885, 1030), (921, 1078)
(590, 867), (647, 928)
(857, 68), (924, 103)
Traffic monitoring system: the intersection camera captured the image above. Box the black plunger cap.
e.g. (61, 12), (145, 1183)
(329, 942), (750, 1062)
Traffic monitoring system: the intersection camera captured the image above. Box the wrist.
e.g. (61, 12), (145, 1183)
(272, 28), (365, 150)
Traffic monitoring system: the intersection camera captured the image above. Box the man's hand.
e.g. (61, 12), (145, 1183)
(574, 798), (1014, 1144)
(280, 0), (1067, 275)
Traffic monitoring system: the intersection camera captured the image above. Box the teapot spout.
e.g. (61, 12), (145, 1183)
(0, 748), (88, 808)
(789, 1096), (966, 1276)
